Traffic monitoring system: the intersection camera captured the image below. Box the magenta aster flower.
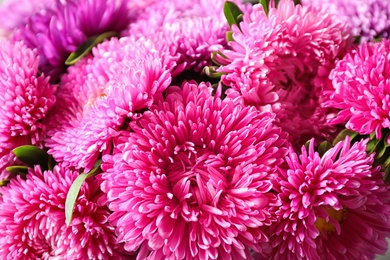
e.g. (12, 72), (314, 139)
(301, 0), (390, 42)
(0, 164), (128, 259)
(326, 40), (390, 139)
(129, 0), (249, 73)
(0, 39), (56, 180)
(45, 36), (175, 171)
(215, 0), (351, 147)
(269, 137), (390, 259)
(100, 81), (290, 259)
(14, 0), (133, 81)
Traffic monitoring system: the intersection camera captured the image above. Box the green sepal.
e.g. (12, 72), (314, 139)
(226, 31), (234, 42)
(223, 1), (243, 28)
(211, 51), (229, 66)
(65, 161), (102, 226)
(204, 66), (224, 78)
(12, 145), (50, 171)
(65, 31), (117, 66)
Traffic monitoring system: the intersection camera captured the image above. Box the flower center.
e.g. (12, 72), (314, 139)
(166, 143), (227, 221)
(315, 207), (346, 233)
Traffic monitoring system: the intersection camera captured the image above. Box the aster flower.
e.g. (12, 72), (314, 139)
(100, 81), (290, 259)
(45, 36), (176, 171)
(269, 137), (390, 259)
(0, 0), (55, 37)
(129, 0), (249, 74)
(0, 164), (128, 259)
(301, 0), (390, 42)
(326, 39), (390, 140)
(214, 0), (351, 147)
(0, 39), (56, 180)
(14, 0), (134, 81)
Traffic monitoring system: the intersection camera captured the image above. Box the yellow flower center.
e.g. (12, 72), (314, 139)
(315, 208), (346, 233)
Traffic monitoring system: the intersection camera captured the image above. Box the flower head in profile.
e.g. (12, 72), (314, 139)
(100, 81), (290, 259)
(301, 0), (390, 42)
(45, 36), (175, 171)
(215, 0), (351, 147)
(14, 0), (133, 81)
(326, 39), (390, 140)
(0, 164), (128, 259)
(0, 39), (56, 180)
(269, 137), (390, 259)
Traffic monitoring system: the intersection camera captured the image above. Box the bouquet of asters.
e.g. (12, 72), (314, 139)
(0, 0), (390, 259)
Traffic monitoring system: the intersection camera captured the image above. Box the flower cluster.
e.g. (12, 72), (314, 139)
(301, 0), (390, 42)
(0, 0), (390, 259)
(214, 0), (351, 148)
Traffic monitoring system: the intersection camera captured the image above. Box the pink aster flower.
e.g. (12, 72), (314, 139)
(129, 0), (249, 73)
(45, 36), (175, 171)
(301, 0), (390, 42)
(214, 0), (351, 147)
(269, 137), (390, 259)
(100, 81), (290, 259)
(0, 39), (56, 180)
(14, 0), (134, 81)
(0, 164), (128, 259)
(0, 0), (56, 36)
(326, 39), (390, 140)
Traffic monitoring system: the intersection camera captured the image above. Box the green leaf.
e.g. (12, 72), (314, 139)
(259, 0), (269, 16)
(384, 166), (390, 183)
(317, 141), (333, 157)
(332, 129), (359, 146)
(377, 145), (390, 167)
(6, 165), (28, 175)
(65, 31), (118, 66)
(48, 155), (56, 171)
(12, 145), (49, 170)
(223, 1), (243, 28)
(367, 138), (381, 154)
(65, 162), (102, 226)
(374, 140), (387, 161)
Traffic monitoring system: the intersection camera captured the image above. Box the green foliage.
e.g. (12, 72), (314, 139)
(65, 161), (101, 226)
(223, 1), (243, 27)
(12, 145), (51, 171)
(65, 31), (117, 65)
